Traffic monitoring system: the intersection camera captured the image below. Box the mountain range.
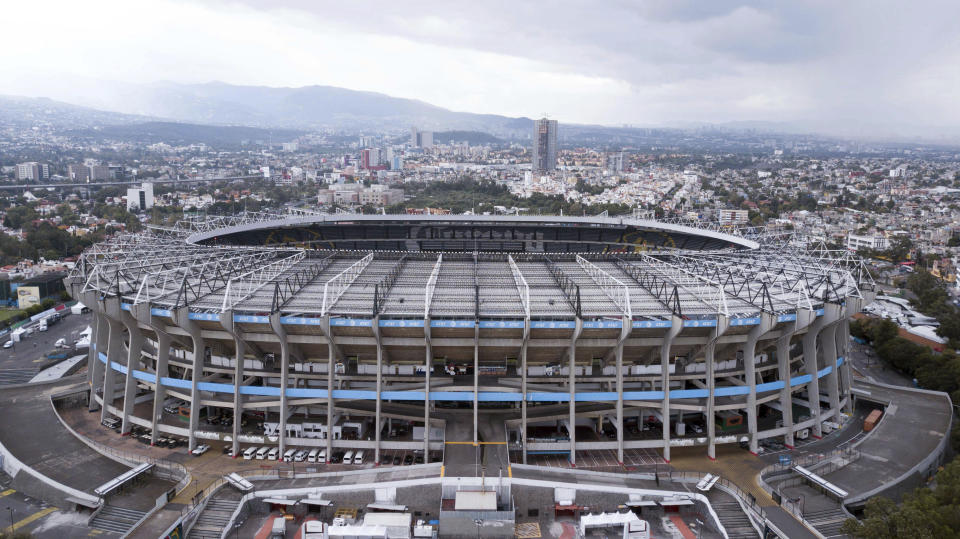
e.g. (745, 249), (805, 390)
(42, 80), (535, 136)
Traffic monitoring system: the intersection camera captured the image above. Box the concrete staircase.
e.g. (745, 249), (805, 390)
(804, 506), (849, 538)
(188, 497), (241, 539)
(711, 501), (759, 538)
(89, 504), (147, 535)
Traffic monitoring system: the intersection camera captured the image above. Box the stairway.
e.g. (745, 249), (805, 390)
(89, 504), (147, 535)
(711, 501), (759, 538)
(188, 497), (241, 538)
(804, 506), (850, 538)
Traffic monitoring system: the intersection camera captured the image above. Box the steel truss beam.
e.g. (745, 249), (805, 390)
(613, 257), (683, 318)
(321, 253), (374, 316)
(270, 253), (336, 313)
(221, 251), (307, 312)
(424, 254), (443, 319)
(544, 257), (581, 318)
(576, 255), (631, 318)
(700, 251), (861, 304)
(373, 255), (407, 316)
(625, 254), (730, 317)
(508, 255), (531, 319)
(661, 254), (783, 314)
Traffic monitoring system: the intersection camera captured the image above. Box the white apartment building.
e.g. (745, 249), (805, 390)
(126, 183), (155, 211)
(717, 209), (749, 226)
(16, 162), (50, 181)
(846, 233), (889, 251)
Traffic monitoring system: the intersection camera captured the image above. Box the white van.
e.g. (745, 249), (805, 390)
(283, 449), (297, 462)
(318, 449), (326, 463)
(256, 446), (270, 459)
(307, 448), (320, 463)
(342, 450), (354, 464)
(353, 450), (364, 465)
(243, 447), (257, 460)
(294, 450), (308, 462)
(267, 447), (280, 460)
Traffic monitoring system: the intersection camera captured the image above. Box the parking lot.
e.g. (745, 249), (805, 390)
(0, 310), (91, 385)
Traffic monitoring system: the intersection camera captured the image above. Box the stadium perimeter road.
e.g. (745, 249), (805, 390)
(0, 378), (130, 500)
(823, 380), (952, 504)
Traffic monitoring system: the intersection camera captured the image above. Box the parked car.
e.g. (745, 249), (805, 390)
(191, 444), (210, 456)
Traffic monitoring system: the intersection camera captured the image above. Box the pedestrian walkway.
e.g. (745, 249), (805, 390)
(188, 497), (241, 539)
(29, 354), (85, 382)
(89, 504), (147, 535)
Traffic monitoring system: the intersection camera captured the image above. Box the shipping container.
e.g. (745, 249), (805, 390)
(864, 409), (883, 432)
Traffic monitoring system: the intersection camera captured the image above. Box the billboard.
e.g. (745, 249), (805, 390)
(17, 286), (40, 309)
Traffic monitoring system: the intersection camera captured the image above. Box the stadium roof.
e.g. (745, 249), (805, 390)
(72, 213), (872, 321)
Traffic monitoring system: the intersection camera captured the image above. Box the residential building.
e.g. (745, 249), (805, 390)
(68, 164), (90, 182)
(717, 209), (749, 226)
(847, 233), (889, 251)
(89, 165), (111, 181)
(16, 162), (49, 181)
(410, 127), (433, 149)
(126, 183), (155, 211)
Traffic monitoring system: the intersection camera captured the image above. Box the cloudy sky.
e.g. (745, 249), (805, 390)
(3, 0), (960, 137)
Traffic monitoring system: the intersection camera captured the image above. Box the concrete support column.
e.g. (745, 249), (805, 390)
(473, 323), (479, 445)
(821, 304), (843, 422)
(743, 314), (775, 455)
(270, 313), (291, 457)
(615, 317), (630, 464)
(373, 316), (383, 464)
(133, 303), (171, 446)
(568, 318), (583, 466)
(520, 319), (530, 464)
(100, 305), (125, 424)
(220, 310), (245, 457)
(776, 323), (797, 448)
(424, 322), (432, 461)
(661, 316), (682, 463)
(705, 316), (728, 460)
(88, 310), (108, 411)
(120, 315), (144, 435)
(174, 308), (205, 451)
(801, 308), (827, 438)
(324, 316), (336, 464)
(839, 298), (860, 414)
(149, 332), (171, 445)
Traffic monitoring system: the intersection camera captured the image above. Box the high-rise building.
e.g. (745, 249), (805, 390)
(88, 165), (111, 181)
(531, 118), (558, 172)
(16, 162), (49, 181)
(419, 130), (433, 149)
(68, 164), (90, 182)
(605, 152), (624, 173)
(126, 183), (154, 211)
(410, 127), (434, 149)
(360, 148), (382, 170)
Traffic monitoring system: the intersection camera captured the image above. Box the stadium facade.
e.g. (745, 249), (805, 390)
(69, 213), (873, 465)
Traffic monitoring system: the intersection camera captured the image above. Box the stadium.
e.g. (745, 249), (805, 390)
(68, 212), (874, 467)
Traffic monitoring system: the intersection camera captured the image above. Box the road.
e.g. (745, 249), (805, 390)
(0, 312), (92, 385)
(846, 338), (915, 387)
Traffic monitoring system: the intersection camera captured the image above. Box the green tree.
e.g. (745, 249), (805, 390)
(842, 459), (960, 538)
